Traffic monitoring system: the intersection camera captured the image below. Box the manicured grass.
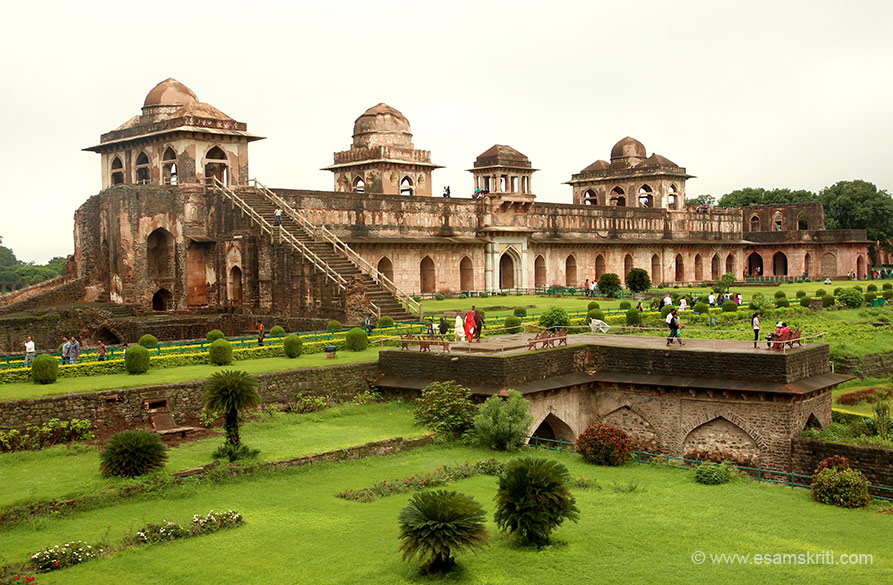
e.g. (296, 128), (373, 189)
(832, 377), (893, 416)
(0, 348), (382, 402)
(1, 444), (890, 584)
(0, 401), (420, 512)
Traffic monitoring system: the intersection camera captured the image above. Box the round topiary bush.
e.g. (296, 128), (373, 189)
(269, 325), (286, 336)
(139, 334), (158, 348)
(822, 294), (835, 307)
(853, 285), (862, 292)
(810, 456), (870, 508)
(721, 300), (738, 312)
(30, 354), (58, 384)
(775, 298), (790, 308)
(99, 430), (169, 477)
(575, 423), (632, 466)
(504, 316), (522, 334)
(283, 334), (302, 358)
(587, 301), (600, 311)
(206, 329), (225, 342)
(867, 284), (877, 292)
(694, 461), (733, 485)
(125, 345), (150, 374)
(513, 307), (527, 317)
(795, 290), (806, 298)
(660, 305), (675, 319)
(800, 296), (812, 308)
(344, 327), (369, 351)
(435, 293), (445, 301)
(837, 288), (863, 309)
(587, 308), (604, 321)
(774, 290), (786, 299)
(209, 338), (233, 365)
(538, 307), (570, 329)
(618, 300), (631, 310)
(378, 315), (395, 327)
(693, 302), (709, 314)
(883, 283), (892, 291)
(326, 320), (342, 331)
(625, 308), (642, 325)
(864, 291), (876, 303)
(815, 288), (827, 297)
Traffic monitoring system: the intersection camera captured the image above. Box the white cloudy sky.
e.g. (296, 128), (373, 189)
(2, 0), (892, 263)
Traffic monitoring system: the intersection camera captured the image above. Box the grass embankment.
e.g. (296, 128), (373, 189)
(0, 348), (382, 402)
(832, 377), (893, 417)
(0, 401), (419, 512)
(1, 443), (890, 584)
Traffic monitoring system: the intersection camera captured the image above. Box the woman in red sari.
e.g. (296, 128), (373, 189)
(464, 310), (476, 342)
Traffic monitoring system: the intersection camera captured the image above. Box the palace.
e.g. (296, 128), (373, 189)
(0, 79), (871, 323)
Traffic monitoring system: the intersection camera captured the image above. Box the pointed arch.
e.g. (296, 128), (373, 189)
(204, 146), (229, 186)
(773, 251), (788, 276)
(821, 252), (837, 277)
(651, 254), (661, 284)
(725, 253), (736, 276)
(135, 151), (150, 184)
(162, 147), (178, 185)
(152, 288), (173, 311)
(804, 252), (812, 276)
(797, 213), (809, 230)
(623, 254), (634, 280)
(602, 405), (660, 451)
(111, 155), (124, 185)
(583, 189), (598, 205)
(595, 254), (606, 279)
(147, 228), (175, 279)
(668, 184), (679, 209)
(530, 413), (575, 444)
(565, 255), (577, 287)
(500, 248), (520, 290)
(460, 256), (474, 291)
(682, 415), (763, 466)
(352, 176), (365, 193)
(610, 186), (626, 207)
(773, 212), (784, 231)
(674, 254), (684, 282)
(377, 256), (394, 283)
(857, 255), (866, 278)
(803, 413), (823, 431)
(228, 266), (243, 304)
(711, 254), (720, 280)
(747, 252), (764, 277)
(534, 255), (546, 288)
(420, 256), (435, 293)
(400, 176), (414, 196)
(694, 254), (704, 281)
(637, 184), (654, 207)
(749, 215), (761, 232)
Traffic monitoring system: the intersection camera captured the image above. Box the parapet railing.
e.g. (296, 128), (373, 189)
(204, 178), (382, 317)
(602, 327), (827, 352)
(248, 178), (421, 319)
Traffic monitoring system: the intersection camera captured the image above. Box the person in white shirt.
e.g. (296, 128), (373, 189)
(24, 336), (35, 365)
(708, 293), (716, 307)
(679, 298), (688, 311)
(751, 311), (761, 349)
(274, 208), (283, 226)
(663, 294), (672, 306)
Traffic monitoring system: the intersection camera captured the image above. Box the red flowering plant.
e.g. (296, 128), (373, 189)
(575, 424), (632, 466)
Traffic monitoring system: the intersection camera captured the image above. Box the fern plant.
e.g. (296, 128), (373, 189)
(99, 430), (168, 477)
(203, 370), (260, 447)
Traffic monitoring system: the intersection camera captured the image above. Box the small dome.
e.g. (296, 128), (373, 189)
(143, 78), (198, 108)
(352, 103), (413, 148)
(637, 153), (677, 167)
(610, 136), (647, 160)
(474, 144), (530, 168)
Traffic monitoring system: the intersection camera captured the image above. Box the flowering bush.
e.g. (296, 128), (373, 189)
(31, 541), (103, 572)
(191, 509), (243, 535)
(128, 520), (190, 544)
(576, 424), (632, 466)
(811, 466), (870, 508)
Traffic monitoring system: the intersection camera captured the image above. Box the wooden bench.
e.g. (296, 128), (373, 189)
(400, 334), (416, 350)
(151, 413), (198, 439)
(785, 328), (802, 348)
(527, 331), (547, 350)
(401, 334), (450, 353)
(554, 328), (568, 347)
(770, 329), (801, 350)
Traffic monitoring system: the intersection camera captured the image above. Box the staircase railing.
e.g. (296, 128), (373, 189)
(248, 178), (422, 318)
(206, 177), (381, 316)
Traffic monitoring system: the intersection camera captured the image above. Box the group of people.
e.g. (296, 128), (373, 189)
(421, 307), (484, 342)
(653, 291), (743, 311)
(582, 279), (598, 297)
(22, 336), (112, 366)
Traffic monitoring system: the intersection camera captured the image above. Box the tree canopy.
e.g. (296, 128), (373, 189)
(0, 237), (65, 283)
(716, 187), (818, 208)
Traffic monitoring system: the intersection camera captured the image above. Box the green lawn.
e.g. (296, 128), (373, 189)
(0, 348), (382, 402)
(832, 377), (892, 416)
(0, 401), (420, 512)
(0, 443), (889, 584)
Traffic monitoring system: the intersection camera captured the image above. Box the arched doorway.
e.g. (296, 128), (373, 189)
(595, 254), (606, 279)
(773, 252), (788, 276)
(651, 254), (661, 284)
(228, 266), (243, 304)
(530, 413), (575, 444)
(694, 254), (703, 281)
(821, 253), (837, 277)
(675, 254), (684, 282)
(460, 256), (473, 291)
(499, 253), (516, 289)
(711, 254), (720, 280)
(747, 252), (764, 277)
(93, 326), (122, 345)
(857, 255), (866, 278)
(726, 253), (736, 276)
(534, 255), (546, 288)
(420, 256), (435, 293)
(624, 254), (634, 280)
(204, 146), (229, 186)
(152, 288), (172, 311)
(565, 255), (577, 287)
(377, 256), (394, 283)
(804, 253), (812, 277)
(147, 228), (175, 279)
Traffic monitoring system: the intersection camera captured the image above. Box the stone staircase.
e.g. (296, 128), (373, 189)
(207, 178), (419, 322)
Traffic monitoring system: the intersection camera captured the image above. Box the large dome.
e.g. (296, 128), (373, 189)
(610, 136), (647, 160)
(352, 103), (413, 148)
(143, 78), (198, 108)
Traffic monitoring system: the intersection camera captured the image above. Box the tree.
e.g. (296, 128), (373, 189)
(689, 194), (716, 207)
(625, 267), (651, 293)
(716, 187), (818, 208)
(819, 180), (893, 263)
(473, 390), (534, 451)
(717, 272), (736, 292)
(203, 370), (261, 446)
(413, 381), (476, 439)
(597, 273), (622, 297)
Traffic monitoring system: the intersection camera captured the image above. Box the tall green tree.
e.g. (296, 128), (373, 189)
(716, 187), (817, 208)
(203, 370), (261, 446)
(819, 180), (893, 262)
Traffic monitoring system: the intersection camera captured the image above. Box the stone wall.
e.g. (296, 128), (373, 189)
(791, 436), (893, 492)
(835, 350), (893, 379)
(0, 362), (381, 432)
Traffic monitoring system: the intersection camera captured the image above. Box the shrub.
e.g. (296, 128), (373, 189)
(625, 267), (651, 293)
(326, 320), (342, 331)
(378, 315), (395, 327)
(694, 461), (733, 485)
(597, 273), (622, 297)
(474, 390), (533, 451)
(800, 296), (812, 308)
(139, 334), (158, 348)
(867, 283), (877, 292)
(513, 307), (527, 317)
(413, 295), (422, 302)
(203, 370), (260, 448)
(344, 327), (369, 351)
(864, 291), (876, 303)
(587, 301), (600, 311)
(125, 345), (150, 374)
(660, 305), (675, 319)
(206, 329), (225, 342)
(209, 338), (233, 365)
(212, 443), (260, 462)
(538, 307), (571, 329)
(883, 283), (892, 291)
(30, 354), (58, 385)
(717, 272), (736, 292)
(588, 308), (605, 321)
(816, 288), (827, 297)
(494, 457), (579, 546)
(853, 285), (862, 292)
(885, 290), (893, 301)
(873, 400), (892, 440)
(749, 292), (769, 310)
(414, 381), (476, 439)
(833, 287), (843, 295)
(480, 292), (489, 299)
(837, 288), (863, 309)
(504, 316), (522, 334)
(576, 423), (632, 466)
(625, 308), (642, 325)
(775, 298), (790, 308)
(269, 325), (286, 336)
(32, 540), (103, 572)
(693, 302), (709, 314)
(435, 293), (445, 301)
(619, 300), (631, 309)
(795, 290), (806, 298)
(283, 334), (303, 358)
(822, 294), (835, 308)
(398, 490), (489, 575)
(99, 430), (168, 477)
(774, 290), (786, 299)
(721, 300), (738, 312)
(811, 466), (870, 508)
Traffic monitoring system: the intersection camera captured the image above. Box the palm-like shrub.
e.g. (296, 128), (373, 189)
(398, 490), (489, 575)
(344, 327), (368, 351)
(625, 268), (651, 293)
(283, 334), (302, 358)
(494, 457), (579, 546)
(538, 307), (570, 329)
(326, 320), (342, 331)
(576, 423), (632, 466)
(269, 325), (286, 336)
(99, 430), (168, 477)
(203, 370), (260, 447)
(414, 381), (476, 439)
(473, 390), (533, 451)
(206, 329), (225, 342)
(139, 334), (158, 348)
(125, 345), (150, 374)
(30, 354), (58, 384)
(504, 316), (522, 334)
(209, 338), (233, 365)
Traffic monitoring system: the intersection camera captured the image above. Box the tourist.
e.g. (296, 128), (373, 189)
(708, 292), (716, 307)
(464, 309), (476, 342)
(122, 343), (128, 355)
(257, 322), (265, 347)
(97, 340), (107, 362)
(636, 300), (644, 312)
(736, 292), (743, 305)
(69, 336), (81, 365)
(751, 311), (761, 349)
(473, 306), (484, 341)
(426, 318), (434, 335)
(364, 313), (375, 334)
(663, 293), (672, 307)
(766, 321), (783, 349)
(454, 314), (466, 342)
(438, 315), (449, 337)
(583, 278), (590, 297)
(23, 336), (35, 366)
(442, 186), (451, 198)
(666, 309), (684, 346)
(274, 208), (282, 226)
(650, 297), (660, 310)
(589, 279), (597, 297)
(679, 297), (688, 311)
(61, 336), (70, 365)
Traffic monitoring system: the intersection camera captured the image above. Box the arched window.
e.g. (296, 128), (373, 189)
(111, 156), (124, 185)
(583, 189), (598, 205)
(162, 148), (177, 185)
(228, 266), (243, 304)
(534, 255), (546, 288)
(750, 215), (761, 232)
(610, 187), (626, 207)
(675, 254), (685, 282)
(624, 254), (634, 279)
(694, 254), (703, 281)
(773, 212), (784, 232)
(638, 184), (653, 208)
(205, 146), (229, 186)
(797, 213), (809, 230)
(651, 254), (661, 284)
(400, 176), (414, 196)
(595, 254), (606, 279)
(377, 256), (394, 283)
(420, 256), (435, 292)
(147, 228), (175, 279)
(352, 176), (365, 193)
(726, 253), (736, 275)
(565, 255), (577, 287)
(460, 256), (473, 291)
(135, 151), (150, 184)
(668, 184), (679, 209)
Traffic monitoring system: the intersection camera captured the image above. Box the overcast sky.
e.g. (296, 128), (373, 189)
(2, 0), (892, 264)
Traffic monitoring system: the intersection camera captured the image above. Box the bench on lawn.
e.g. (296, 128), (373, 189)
(151, 413), (198, 439)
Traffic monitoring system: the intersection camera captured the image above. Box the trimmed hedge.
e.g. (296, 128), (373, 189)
(504, 316), (522, 334)
(775, 298), (790, 308)
(139, 334), (159, 348)
(326, 320), (342, 331)
(693, 302), (709, 314)
(209, 339), (233, 365)
(344, 328), (369, 351)
(822, 294), (835, 307)
(587, 301), (600, 311)
(30, 354), (59, 385)
(625, 308), (642, 325)
(283, 334), (302, 358)
(587, 308), (604, 321)
(513, 307), (527, 317)
(125, 345), (150, 375)
(800, 296), (812, 308)
(721, 300), (738, 312)
(206, 330), (225, 342)
(378, 315), (395, 327)
(269, 325), (286, 336)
